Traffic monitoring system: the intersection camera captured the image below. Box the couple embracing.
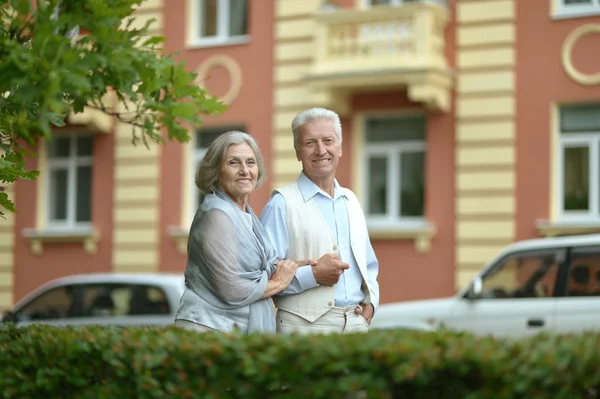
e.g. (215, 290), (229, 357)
(174, 107), (380, 335)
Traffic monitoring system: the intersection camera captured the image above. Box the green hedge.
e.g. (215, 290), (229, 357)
(0, 323), (599, 398)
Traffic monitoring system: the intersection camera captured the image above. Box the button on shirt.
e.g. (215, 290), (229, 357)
(261, 173), (377, 309)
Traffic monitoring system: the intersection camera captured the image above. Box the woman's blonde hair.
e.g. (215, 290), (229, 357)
(195, 130), (267, 195)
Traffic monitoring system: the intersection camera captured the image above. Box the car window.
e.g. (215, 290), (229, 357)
(16, 285), (78, 321)
(479, 249), (563, 299)
(566, 246), (600, 297)
(80, 284), (171, 317)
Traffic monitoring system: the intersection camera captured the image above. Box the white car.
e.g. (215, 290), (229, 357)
(370, 234), (600, 338)
(1, 273), (185, 327)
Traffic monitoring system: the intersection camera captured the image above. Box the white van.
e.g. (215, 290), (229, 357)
(370, 234), (600, 338)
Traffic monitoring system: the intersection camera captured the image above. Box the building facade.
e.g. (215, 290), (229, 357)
(1, 0), (599, 311)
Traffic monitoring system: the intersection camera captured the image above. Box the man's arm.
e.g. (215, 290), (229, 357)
(365, 237), (380, 313)
(260, 193), (319, 295)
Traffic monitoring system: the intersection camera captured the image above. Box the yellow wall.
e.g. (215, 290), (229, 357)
(111, 0), (164, 274)
(455, 0), (517, 289)
(0, 182), (15, 311)
(272, 0), (323, 188)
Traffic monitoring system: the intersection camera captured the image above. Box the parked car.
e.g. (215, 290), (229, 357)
(370, 234), (600, 338)
(1, 273), (185, 328)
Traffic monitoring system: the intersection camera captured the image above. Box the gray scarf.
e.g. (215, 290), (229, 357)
(184, 189), (278, 333)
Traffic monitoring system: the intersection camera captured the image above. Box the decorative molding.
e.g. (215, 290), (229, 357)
(368, 222), (437, 253)
(194, 55), (243, 105)
(22, 227), (100, 256)
(536, 220), (600, 237)
(561, 24), (600, 86)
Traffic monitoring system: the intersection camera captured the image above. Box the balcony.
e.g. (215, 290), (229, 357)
(306, 2), (452, 114)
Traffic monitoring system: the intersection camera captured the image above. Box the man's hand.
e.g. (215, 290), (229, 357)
(311, 252), (349, 285)
(355, 302), (374, 324)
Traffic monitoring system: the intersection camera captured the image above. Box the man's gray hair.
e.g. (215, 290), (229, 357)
(195, 131), (267, 194)
(291, 107), (343, 151)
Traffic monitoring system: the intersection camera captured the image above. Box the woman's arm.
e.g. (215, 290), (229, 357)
(260, 259), (299, 299)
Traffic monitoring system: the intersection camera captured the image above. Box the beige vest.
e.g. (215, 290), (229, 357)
(272, 181), (372, 322)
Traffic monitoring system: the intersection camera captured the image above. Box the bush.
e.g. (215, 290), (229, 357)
(0, 323), (599, 398)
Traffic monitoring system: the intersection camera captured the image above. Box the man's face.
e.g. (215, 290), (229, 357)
(296, 119), (342, 181)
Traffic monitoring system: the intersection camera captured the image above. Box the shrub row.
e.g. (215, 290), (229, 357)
(0, 323), (599, 398)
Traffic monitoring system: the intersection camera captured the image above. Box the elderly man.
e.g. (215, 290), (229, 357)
(260, 107), (380, 334)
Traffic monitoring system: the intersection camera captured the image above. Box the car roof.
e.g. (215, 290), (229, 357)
(41, 273), (185, 286)
(502, 233), (600, 253)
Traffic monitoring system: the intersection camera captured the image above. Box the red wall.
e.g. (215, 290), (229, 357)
(159, 0), (275, 272)
(515, 0), (600, 241)
(13, 131), (115, 301)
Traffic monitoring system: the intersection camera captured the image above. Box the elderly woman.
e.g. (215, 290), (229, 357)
(174, 131), (311, 334)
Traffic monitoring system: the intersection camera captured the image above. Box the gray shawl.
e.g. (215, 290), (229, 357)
(184, 189), (278, 333)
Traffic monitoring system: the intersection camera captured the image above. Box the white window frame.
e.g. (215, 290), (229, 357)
(45, 135), (93, 230)
(187, 0), (249, 48)
(557, 133), (600, 221)
(362, 119), (426, 229)
(553, 0), (600, 19)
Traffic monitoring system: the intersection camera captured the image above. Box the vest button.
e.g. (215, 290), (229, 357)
(328, 302), (333, 306)
(333, 245), (338, 251)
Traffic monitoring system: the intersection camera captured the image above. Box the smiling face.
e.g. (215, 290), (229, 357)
(218, 143), (258, 206)
(296, 118), (342, 181)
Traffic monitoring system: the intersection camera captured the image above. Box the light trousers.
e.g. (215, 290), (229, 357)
(277, 306), (370, 335)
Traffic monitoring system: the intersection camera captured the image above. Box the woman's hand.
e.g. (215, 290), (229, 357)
(272, 259), (299, 288)
(294, 259), (318, 267)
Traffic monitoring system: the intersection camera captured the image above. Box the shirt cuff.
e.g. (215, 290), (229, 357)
(296, 265), (319, 291)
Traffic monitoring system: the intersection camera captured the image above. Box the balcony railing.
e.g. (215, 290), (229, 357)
(307, 2), (452, 113)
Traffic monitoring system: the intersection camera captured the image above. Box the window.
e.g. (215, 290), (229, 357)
(46, 135), (93, 229)
(191, 0), (248, 45)
(363, 115), (426, 227)
(554, 0), (600, 18)
(81, 284), (171, 317)
(477, 250), (563, 299)
(566, 246), (600, 297)
(15, 286), (78, 321)
(191, 125), (245, 214)
(557, 103), (600, 221)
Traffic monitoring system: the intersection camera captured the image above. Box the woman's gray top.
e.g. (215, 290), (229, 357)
(174, 189), (279, 334)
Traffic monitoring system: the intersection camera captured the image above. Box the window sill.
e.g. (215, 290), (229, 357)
(186, 36), (251, 49)
(552, 9), (600, 20)
(167, 225), (188, 255)
(367, 221), (437, 253)
(536, 220), (600, 237)
(21, 226), (100, 256)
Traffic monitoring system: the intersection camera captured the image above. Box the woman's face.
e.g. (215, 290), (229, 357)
(218, 143), (258, 203)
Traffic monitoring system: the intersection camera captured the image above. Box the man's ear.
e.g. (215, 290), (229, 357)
(296, 150), (301, 162)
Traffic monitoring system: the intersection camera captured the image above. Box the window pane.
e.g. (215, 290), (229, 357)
(560, 103), (600, 133)
(200, 0), (218, 37)
(77, 136), (93, 156)
(49, 137), (71, 158)
(76, 165), (92, 222)
(563, 146), (589, 211)
(365, 116), (425, 143)
(196, 125), (245, 149)
(82, 285), (131, 317)
(228, 0), (248, 36)
(50, 168), (68, 221)
(368, 156), (387, 215)
(564, 0), (592, 4)
(368, 0), (394, 5)
(399, 151), (425, 217)
(17, 286), (77, 320)
(566, 247), (600, 297)
(130, 285), (171, 315)
(480, 251), (560, 299)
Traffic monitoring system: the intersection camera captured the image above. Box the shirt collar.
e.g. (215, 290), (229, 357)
(297, 171), (346, 202)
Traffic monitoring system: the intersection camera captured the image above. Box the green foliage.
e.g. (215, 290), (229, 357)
(1, 324), (600, 398)
(0, 0), (227, 215)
